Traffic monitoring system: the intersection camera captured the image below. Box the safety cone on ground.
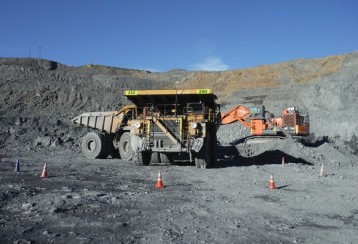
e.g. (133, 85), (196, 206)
(156, 172), (164, 189)
(269, 175), (276, 189)
(40, 163), (48, 178)
(15, 159), (20, 172)
(319, 163), (324, 177)
(281, 156), (285, 167)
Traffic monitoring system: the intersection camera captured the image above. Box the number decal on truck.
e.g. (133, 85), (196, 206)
(125, 90), (138, 95)
(197, 89), (211, 94)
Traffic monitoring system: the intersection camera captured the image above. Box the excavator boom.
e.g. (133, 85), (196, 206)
(221, 106), (251, 128)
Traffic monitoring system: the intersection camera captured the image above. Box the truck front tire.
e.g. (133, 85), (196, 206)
(81, 132), (109, 159)
(134, 151), (151, 166)
(194, 125), (216, 169)
(118, 132), (135, 161)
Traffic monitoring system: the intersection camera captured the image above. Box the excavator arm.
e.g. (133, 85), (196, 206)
(221, 106), (251, 128)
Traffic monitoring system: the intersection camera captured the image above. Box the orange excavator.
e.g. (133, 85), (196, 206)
(221, 105), (309, 141)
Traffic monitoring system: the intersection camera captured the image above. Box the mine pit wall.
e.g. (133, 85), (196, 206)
(217, 52), (358, 156)
(0, 58), (163, 152)
(1, 53), (358, 158)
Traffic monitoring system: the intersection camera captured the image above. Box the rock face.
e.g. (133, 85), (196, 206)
(217, 52), (358, 156)
(0, 53), (357, 159)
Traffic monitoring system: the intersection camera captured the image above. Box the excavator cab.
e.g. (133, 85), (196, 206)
(249, 106), (265, 119)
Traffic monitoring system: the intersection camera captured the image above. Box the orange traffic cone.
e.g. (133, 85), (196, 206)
(156, 172), (164, 189)
(40, 163), (48, 178)
(269, 175), (276, 189)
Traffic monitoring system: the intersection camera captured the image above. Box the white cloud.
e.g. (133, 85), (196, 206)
(190, 56), (229, 71)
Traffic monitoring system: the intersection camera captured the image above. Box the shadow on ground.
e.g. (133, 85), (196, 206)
(216, 144), (312, 168)
(152, 143), (313, 168)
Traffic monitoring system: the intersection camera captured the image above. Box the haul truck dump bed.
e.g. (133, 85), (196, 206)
(72, 89), (220, 168)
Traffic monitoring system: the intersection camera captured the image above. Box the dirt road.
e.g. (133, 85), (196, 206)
(1, 147), (357, 243)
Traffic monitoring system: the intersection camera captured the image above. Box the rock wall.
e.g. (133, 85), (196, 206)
(0, 53), (357, 157)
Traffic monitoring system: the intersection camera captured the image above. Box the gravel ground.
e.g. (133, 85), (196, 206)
(0, 146), (357, 244)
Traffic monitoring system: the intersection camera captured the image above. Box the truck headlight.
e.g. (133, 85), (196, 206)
(133, 122), (142, 128)
(190, 122), (198, 129)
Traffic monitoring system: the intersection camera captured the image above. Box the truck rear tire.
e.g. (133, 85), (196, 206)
(119, 132), (135, 161)
(134, 151), (151, 166)
(81, 132), (109, 159)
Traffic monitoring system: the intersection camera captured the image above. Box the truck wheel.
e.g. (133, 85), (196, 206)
(159, 153), (174, 164)
(119, 132), (134, 161)
(81, 132), (109, 159)
(209, 125), (217, 166)
(151, 153), (161, 164)
(134, 151), (151, 166)
(194, 127), (215, 169)
(194, 148), (210, 168)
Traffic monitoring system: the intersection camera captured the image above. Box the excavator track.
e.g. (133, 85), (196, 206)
(244, 135), (288, 145)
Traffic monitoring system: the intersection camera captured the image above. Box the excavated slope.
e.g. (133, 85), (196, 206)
(0, 52), (357, 161)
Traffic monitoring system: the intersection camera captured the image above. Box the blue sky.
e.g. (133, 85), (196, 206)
(1, 1), (357, 71)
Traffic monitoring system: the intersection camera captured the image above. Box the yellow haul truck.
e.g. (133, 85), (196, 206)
(72, 89), (220, 168)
